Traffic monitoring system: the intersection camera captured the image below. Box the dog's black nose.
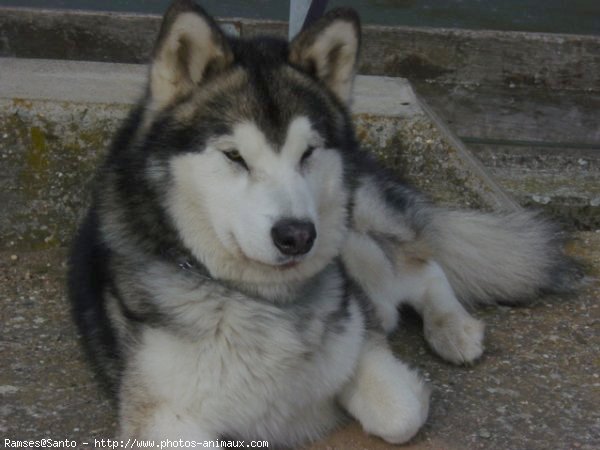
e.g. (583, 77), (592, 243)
(271, 219), (316, 256)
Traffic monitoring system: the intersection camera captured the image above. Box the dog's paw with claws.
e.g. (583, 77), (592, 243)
(424, 312), (485, 364)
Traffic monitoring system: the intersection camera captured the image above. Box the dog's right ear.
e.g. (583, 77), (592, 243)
(149, 0), (233, 109)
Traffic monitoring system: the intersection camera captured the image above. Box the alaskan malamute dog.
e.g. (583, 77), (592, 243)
(69, 0), (578, 446)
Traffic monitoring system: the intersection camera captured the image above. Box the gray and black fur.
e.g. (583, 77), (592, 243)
(68, 0), (580, 445)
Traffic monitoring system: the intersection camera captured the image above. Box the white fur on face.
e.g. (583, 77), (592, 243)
(167, 116), (348, 284)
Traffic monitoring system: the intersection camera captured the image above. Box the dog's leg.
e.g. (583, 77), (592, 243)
(121, 410), (216, 446)
(118, 370), (219, 446)
(405, 259), (485, 365)
(339, 333), (430, 444)
(342, 231), (404, 331)
(343, 231), (484, 364)
(119, 400), (218, 446)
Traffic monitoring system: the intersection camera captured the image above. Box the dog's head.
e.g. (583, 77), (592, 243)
(140, 0), (360, 284)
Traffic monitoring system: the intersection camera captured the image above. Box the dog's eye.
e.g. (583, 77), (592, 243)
(300, 146), (315, 165)
(223, 149), (248, 170)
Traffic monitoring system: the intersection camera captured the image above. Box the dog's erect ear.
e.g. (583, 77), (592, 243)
(289, 8), (360, 104)
(149, 0), (233, 109)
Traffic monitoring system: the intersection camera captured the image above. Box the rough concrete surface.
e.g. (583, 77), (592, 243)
(413, 82), (600, 230)
(2, 8), (600, 91)
(1, 233), (598, 449)
(1, 58), (514, 250)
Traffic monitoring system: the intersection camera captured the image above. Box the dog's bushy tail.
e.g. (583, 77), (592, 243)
(424, 209), (583, 306)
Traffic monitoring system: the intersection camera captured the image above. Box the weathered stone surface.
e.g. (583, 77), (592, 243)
(1, 232), (598, 449)
(2, 7), (599, 91)
(0, 59), (511, 250)
(413, 82), (600, 229)
(0, 98), (128, 249)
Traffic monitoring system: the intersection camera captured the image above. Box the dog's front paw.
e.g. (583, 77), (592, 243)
(424, 312), (485, 364)
(353, 364), (430, 444)
(340, 345), (430, 444)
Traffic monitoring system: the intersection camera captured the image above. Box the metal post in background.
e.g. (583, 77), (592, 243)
(289, 0), (312, 41)
(289, 0), (329, 40)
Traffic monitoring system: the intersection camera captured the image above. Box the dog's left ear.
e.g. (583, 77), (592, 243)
(289, 8), (360, 105)
(149, 0), (233, 109)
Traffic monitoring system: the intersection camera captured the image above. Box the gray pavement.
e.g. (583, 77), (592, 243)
(1, 235), (598, 449)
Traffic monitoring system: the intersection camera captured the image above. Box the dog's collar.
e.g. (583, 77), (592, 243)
(162, 248), (213, 279)
(177, 258), (196, 271)
(179, 257), (213, 280)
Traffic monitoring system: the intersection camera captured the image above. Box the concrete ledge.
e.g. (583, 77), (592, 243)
(0, 57), (514, 250)
(2, 7), (599, 91)
(1, 58), (422, 118)
(0, 58), (147, 105)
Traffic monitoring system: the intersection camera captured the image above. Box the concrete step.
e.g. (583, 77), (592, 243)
(492, 169), (599, 229)
(468, 145), (600, 229)
(0, 57), (515, 251)
(1, 233), (598, 449)
(415, 82), (600, 230)
(2, 7), (599, 92)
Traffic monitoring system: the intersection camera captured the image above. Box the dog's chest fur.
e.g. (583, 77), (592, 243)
(114, 260), (365, 440)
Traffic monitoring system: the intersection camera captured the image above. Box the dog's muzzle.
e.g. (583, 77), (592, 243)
(271, 219), (316, 256)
